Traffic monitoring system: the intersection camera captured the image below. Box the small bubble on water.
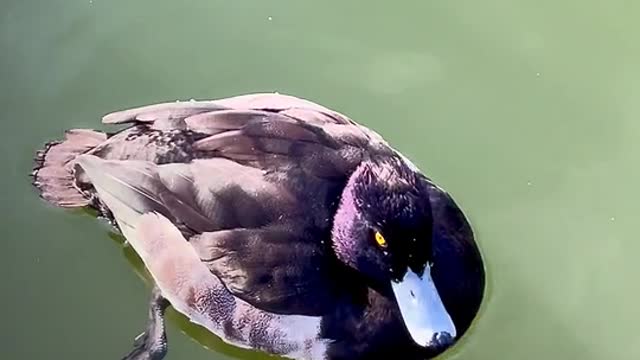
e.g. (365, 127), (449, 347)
(527, 181), (532, 186)
(610, 217), (616, 221)
(536, 72), (541, 77)
(268, 16), (273, 21)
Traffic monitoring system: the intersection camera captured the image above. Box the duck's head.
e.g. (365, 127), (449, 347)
(332, 157), (457, 351)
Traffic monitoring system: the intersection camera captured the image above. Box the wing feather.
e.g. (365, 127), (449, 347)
(85, 93), (407, 315)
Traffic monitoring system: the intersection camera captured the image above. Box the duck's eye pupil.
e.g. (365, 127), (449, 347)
(374, 232), (387, 248)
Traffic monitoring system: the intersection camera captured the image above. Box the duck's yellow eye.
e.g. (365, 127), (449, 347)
(374, 231), (387, 248)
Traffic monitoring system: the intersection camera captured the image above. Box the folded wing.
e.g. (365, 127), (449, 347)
(75, 94), (398, 315)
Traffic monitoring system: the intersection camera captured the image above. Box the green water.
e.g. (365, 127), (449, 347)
(2, 1), (639, 359)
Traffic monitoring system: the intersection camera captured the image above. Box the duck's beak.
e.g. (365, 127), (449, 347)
(391, 266), (457, 348)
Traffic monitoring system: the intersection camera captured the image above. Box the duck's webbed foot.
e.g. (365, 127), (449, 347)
(122, 286), (170, 360)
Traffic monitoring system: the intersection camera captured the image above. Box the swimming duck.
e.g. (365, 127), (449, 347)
(32, 93), (485, 360)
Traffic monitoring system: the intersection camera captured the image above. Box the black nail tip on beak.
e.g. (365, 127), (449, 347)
(431, 331), (454, 349)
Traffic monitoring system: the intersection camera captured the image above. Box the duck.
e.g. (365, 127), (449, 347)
(31, 93), (485, 360)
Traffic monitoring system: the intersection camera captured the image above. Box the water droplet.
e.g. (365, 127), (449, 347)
(536, 72), (541, 77)
(268, 16), (273, 21)
(610, 217), (616, 221)
(527, 181), (532, 186)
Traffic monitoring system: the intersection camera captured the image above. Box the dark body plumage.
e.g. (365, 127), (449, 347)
(31, 93), (485, 360)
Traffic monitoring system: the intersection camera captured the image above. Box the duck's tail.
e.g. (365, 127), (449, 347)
(31, 129), (107, 207)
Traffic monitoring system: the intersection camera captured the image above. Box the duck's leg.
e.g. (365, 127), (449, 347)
(122, 286), (170, 360)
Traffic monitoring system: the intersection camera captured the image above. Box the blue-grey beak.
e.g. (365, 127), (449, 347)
(391, 265), (457, 348)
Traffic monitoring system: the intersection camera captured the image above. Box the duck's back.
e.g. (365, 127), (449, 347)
(32, 93), (406, 359)
(34, 93), (394, 308)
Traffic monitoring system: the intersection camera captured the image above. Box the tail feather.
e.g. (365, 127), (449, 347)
(32, 129), (107, 207)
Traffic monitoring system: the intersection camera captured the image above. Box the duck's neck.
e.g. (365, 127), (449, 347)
(331, 162), (368, 270)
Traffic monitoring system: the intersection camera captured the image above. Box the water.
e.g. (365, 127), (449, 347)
(2, 1), (639, 359)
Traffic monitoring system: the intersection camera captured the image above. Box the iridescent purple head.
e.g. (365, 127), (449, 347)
(332, 156), (456, 351)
